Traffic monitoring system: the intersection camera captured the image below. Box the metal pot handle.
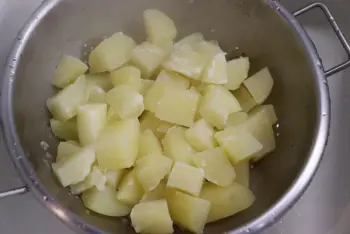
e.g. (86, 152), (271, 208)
(293, 2), (350, 77)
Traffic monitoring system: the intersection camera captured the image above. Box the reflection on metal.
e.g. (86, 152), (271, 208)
(0, 186), (28, 199)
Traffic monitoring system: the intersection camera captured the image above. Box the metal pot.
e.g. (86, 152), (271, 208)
(0, 0), (349, 233)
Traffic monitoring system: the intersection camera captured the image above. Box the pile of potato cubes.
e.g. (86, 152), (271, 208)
(47, 8), (278, 234)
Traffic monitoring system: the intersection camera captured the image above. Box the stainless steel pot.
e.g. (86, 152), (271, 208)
(0, 1), (349, 234)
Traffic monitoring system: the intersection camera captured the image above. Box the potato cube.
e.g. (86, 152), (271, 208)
(131, 199), (173, 234)
(47, 76), (87, 121)
(250, 104), (278, 125)
(144, 9), (177, 46)
(96, 119), (140, 170)
(139, 129), (162, 158)
(53, 55), (88, 88)
(116, 169), (144, 207)
(89, 32), (136, 73)
(140, 79), (154, 96)
(50, 119), (78, 141)
(200, 183), (255, 222)
(162, 127), (196, 165)
(243, 67), (274, 104)
(86, 73), (113, 91)
(140, 112), (173, 139)
(141, 181), (166, 202)
(56, 141), (80, 163)
(77, 104), (107, 146)
(111, 66), (142, 92)
(199, 84), (242, 129)
(70, 166), (107, 194)
(167, 162), (204, 196)
(135, 154), (172, 191)
(106, 85), (144, 120)
(107, 107), (120, 123)
(233, 85), (257, 112)
(131, 42), (166, 78)
(167, 190), (210, 234)
(82, 186), (131, 217)
(185, 119), (216, 151)
(225, 112), (248, 128)
(104, 169), (125, 189)
(233, 162), (250, 188)
(52, 147), (95, 187)
(155, 87), (199, 127)
(174, 33), (204, 50)
(215, 127), (263, 164)
(196, 41), (222, 59)
(156, 70), (190, 89)
(201, 53), (228, 85)
(225, 57), (250, 91)
(86, 83), (106, 103)
(193, 148), (235, 187)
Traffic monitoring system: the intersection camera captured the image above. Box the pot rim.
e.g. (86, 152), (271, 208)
(0, 0), (330, 234)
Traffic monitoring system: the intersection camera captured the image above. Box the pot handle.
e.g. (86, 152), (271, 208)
(0, 186), (28, 199)
(293, 2), (350, 77)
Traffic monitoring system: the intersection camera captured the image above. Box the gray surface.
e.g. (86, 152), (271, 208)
(0, 0), (348, 234)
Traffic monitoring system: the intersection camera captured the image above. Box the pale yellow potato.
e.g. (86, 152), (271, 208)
(201, 53), (228, 85)
(140, 79), (154, 96)
(96, 119), (140, 170)
(47, 76), (87, 121)
(131, 42), (166, 78)
(174, 33), (204, 50)
(135, 154), (172, 191)
(111, 66), (142, 92)
(70, 166), (107, 194)
(185, 119), (216, 152)
(89, 32), (136, 73)
(233, 162), (250, 188)
(243, 67), (274, 104)
(143, 9), (177, 46)
(250, 104), (278, 125)
(131, 199), (174, 234)
(215, 127), (263, 164)
(156, 70), (190, 89)
(199, 84), (242, 129)
(225, 111), (248, 128)
(107, 107), (120, 123)
(141, 181), (166, 202)
(139, 129), (162, 158)
(106, 85), (144, 120)
(225, 57), (250, 91)
(85, 73), (113, 91)
(167, 190), (210, 234)
(196, 40), (222, 59)
(53, 55), (88, 88)
(193, 148), (235, 187)
(52, 147), (95, 187)
(50, 119), (78, 141)
(200, 182), (255, 223)
(56, 141), (80, 163)
(116, 169), (144, 207)
(162, 127), (196, 165)
(86, 83), (106, 103)
(140, 111), (173, 139)
(82, 186), (131, 217)
(167, 162), (204, 196)
(155, 87), (200, 127)
(233, 85), (257, 112)
(103, 169), (125, 189)
(77, 103), (107, 146)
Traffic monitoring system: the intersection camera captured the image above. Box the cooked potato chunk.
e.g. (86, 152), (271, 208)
(56, 141), (80, 163)
(200, 183), (255, 223)
(50, 119), (78, 141)
(233, 85), (257, 112)
(193, 148), (235, 186)
(116, 169), (144, 207)
(104, 169), (125, 189)
(225, 57), (250, 91)
(82, 186), (131, 217)
(77, 104), (107, 146)
(140, 79), (154, 95)
(96, 119), (140, 170)
(107, 107), (120, 123)
(156, 70), (190, 89)
(201, 53), (228, 85)
(86, 83), (106, 103)
(111, 66), (142, 92)
(243, 67), (274, 104)
(185, 119), (216, 151)
(139, 129), (162, 158)
(106, 85), (144, 120)
(70, 166), (107, 194)
(89, 32), (136, 73)
(174, 33), (204, 50)
(196, 40), (222, 59)
(250, 104), (278, 125)
(140, 112), (173, 139)
(53, 55), (88, 88)
(141, 181), (166, 202)
(167, 190), (210, 234)
(131, 199), (174, 234)
(86, 73), (112, 91)
(225, 112), (248, 128)
(233, 162), (250, 188)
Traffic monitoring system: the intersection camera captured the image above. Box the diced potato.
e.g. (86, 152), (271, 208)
(225, 112), (248, 128)
(196, 41), (222, 59)
(53, 55), (88, 88)
(155, 87), (200, 127)
(201, 53), (228, 85)
(131, 42), (166, 78)
(143, 9), (177, 46)
(135, 154), (172, 191)
(199, 84), (242, 129)
(225, 57), (250, 91)
(193, 148), (235, 187)
(174, 33), (204, 50)
(233, 162), (250, 188)
(47, 76), (87, 121)
(131, 199), (174, 234)
(70, 166), (107, 194)
(156, 70), (190, 89)
(56, 141), (80, 163)
(215, 127), (263, 164)
(104, 169), (125, 189)
(106, 85), (144, 120)
(200, 183), (255, 223)
(233, 85), (257, 112)
(250, 104), (278, 125)
(86, 83), (106, 103)
(77, 104), (107, 146)
(107, 107), (120, 123)
(50, 119), (78, 141)
(167, 190), (210, 234)
(89, 32), (136, 73)
(116, 169), (144, 207)
(82, 186), (131, 217)
(86, 73), (113, 91)
(141, 181), (166, 202)
(140, 112), (173, 139)
(96, 119), (140, 170)
(52, 147), (95, 187)
(243, 67), (274, 104)
(139, 129), (162, 158)
(167, 162), (204, 196)
(111, 66), (142, 92)
(140, 79), (154, 96)
(162, 127), (196, 165)
(185, 119), (216, 151)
